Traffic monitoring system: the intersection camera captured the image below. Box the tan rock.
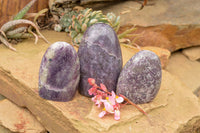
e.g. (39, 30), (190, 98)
(0, 30), (199, 133)
(182, 46), (200, 61)
(0, 99), (46, 133)
(0, 125), (12, 133)
(166, 52), (200, 92)
(0, 94), (5, 101)
(121, 44), (171, 68)
(102, 0), (200, 52)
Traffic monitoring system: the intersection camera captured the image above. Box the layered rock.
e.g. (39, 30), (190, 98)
(102, 0), (200, 52)
(0, 99), (46, 133)
(0, 31), (199, 132)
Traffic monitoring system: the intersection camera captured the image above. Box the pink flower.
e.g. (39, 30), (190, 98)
(108, 91), (116, 105)
(100, 83), (108, 92)
(88, 86), (97, 95)
(103, 100), (114, 113)
(114, 109), (120, 120)
(116, 96), (124, 103)
(88, 78), (96, 86)
(93, 95), (103, 108)
(99, 110), (106, 118)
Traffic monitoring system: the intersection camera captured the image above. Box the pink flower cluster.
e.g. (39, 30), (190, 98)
(88, 78), (124, 120)
(88, 78), (150, 122)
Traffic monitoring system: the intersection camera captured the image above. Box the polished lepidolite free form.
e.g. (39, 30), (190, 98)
(78, 23), (123, 97)
(39, 42), (80, 101)
(116, 50), (162, 104)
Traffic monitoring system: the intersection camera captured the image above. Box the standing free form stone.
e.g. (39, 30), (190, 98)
(39, 42), (80, 102)
(78, 23), (122, 97)
(116, 50), (162, 104)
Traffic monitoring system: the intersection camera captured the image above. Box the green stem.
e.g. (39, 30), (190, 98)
(7, 33), (33, 39)
(13, 0), (37, 20)
(33, 8), (48, 23)
(117, 27), (137, 39)
(6, 27), (27, 36)
(0, 19), (49, 44)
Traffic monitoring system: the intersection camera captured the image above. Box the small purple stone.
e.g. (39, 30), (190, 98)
(116, 50), (162, 104)
(78, 23), (122, 97)
(39, 42), (80, 101)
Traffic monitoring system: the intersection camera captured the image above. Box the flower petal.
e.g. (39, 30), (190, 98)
(88, 86), (97, 95)
(100, 83), (108, 92)
(114, 109), (120, 120)
(111, 91), (116, 98)
(99, 111), (106, 118)
(92, 96), (96, 102)
(88, 78), (95, 86)
(104, 101), (114, 113)
(108, 91), (116, 105)
(116, 96), (124, 103)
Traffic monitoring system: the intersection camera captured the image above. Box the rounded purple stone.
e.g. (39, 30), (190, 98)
(116, 50), (162, 104)
(39, 42), (80, 101)
(78, 23), (122, 97)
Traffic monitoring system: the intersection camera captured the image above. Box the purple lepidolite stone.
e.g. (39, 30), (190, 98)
(116, 50), (162, 104)
(78, 23), (122, 97)
(39, 42), (80, 101)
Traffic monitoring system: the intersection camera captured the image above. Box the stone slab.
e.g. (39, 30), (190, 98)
(102, 0), (200, 52)
(182, 46), (200, 61)
(102, 0), (200, 26)
(166, 52), (200, 92)
(0, 94), (5, 101)
(0, 99), (46, 133)
(0, 31), (199, 133)
(0, 125), (12, 133)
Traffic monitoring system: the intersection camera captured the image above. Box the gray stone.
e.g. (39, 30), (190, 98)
(78, 23), (122, 96)
(39, 42), (80, 102)
(116, 50), (162, 104)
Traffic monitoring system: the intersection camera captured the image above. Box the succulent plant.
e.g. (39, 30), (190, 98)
(54, 10), (78, 32)
(0, 0), (49, 51)
(55, 8), (120, 45)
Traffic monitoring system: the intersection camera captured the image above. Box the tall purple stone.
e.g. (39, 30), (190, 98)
(39, 42), (80, 102)
(116, 50), (162, 104)
(78, 23), (122, 97)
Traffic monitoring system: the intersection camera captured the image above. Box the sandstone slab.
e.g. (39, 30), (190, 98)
(0, 31), (199, 133)
(0, 94), (5, 101)
(121, 45), (170, 68)
(166, 52), (200, 93)
(102, 0), (200, 52)
(0, 125), (12, 133)
(182, 46), (200, 61)
(0, 99), (46, 133)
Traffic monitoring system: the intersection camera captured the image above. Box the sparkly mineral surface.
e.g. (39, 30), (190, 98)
(116, 50), (162, 104)
(39, 42), (80, 101)
(78, 23), (122, 97)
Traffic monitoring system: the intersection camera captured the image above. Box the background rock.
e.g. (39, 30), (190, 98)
(121, 45), (170, 68)
(182, 46), (200, 61)
(102, 0), (200, 52)
(166, 52), (200, 93)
